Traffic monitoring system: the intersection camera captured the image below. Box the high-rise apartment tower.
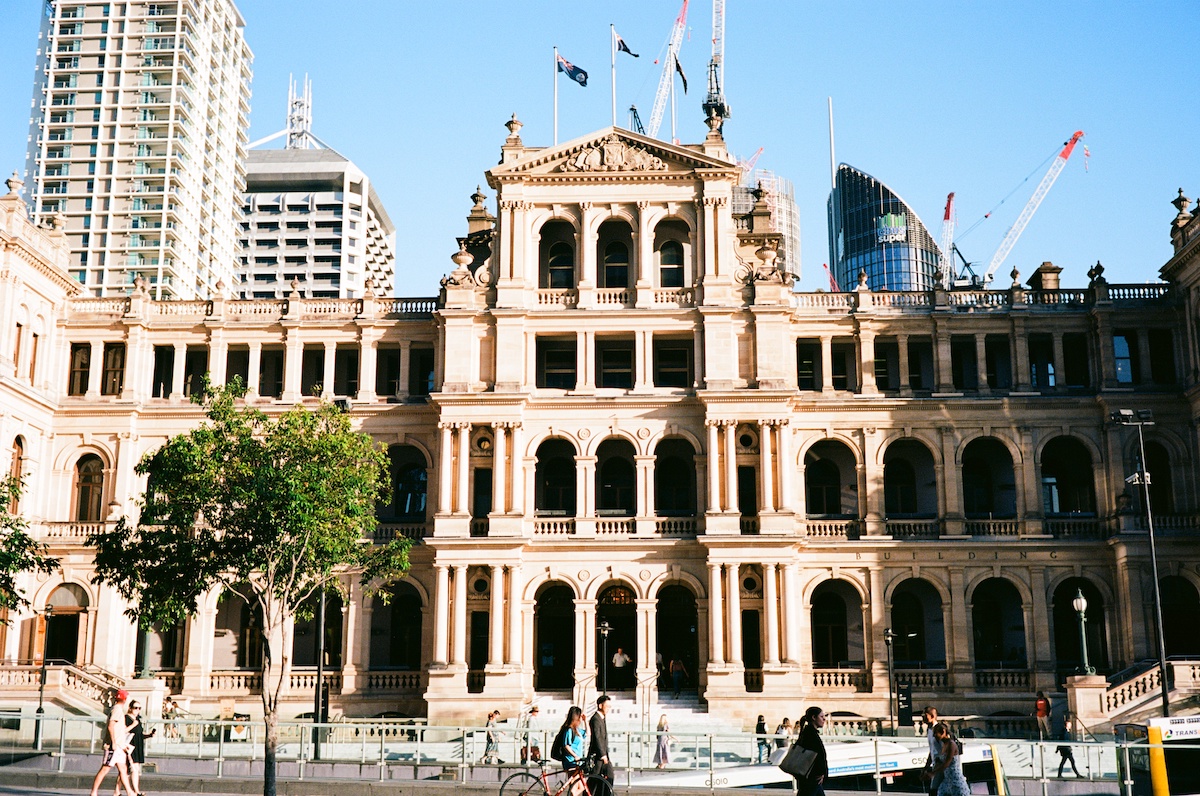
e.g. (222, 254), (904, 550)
(23, 0), (253, 299)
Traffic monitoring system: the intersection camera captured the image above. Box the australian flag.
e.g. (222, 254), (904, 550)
(614, 30), (639, 57)
(557, 54), (588, 87)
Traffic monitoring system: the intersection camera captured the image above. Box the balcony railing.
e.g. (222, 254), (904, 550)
(655, 517), (697, 537)
(536, 289), (579, 308)
(895, 668), (949, 691)
(594, 288), (632, 307)
(886, 519), (941, 539)
(974, 668), (1032, 690)
(596, 518), (635, 535)
(533, 518), (576, 536)
(372, 522), (428, 543)
(364, 671), (422, 693)
(804, 518), (860, 539)
(811, 668), (869, 691)
(964, 519), (1019, 536)
(1045, 517), (1106, 540)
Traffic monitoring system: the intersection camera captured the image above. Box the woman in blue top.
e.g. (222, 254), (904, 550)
(560, 706), (588, 771)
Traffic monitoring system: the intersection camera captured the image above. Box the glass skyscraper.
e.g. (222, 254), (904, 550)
(827, 163), (940, 292)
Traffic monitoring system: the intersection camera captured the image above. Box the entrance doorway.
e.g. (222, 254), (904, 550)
(596, 584), (636, 692)
(535, 583), (575, 690)
(656, 585), (698, 694)
(43, 583), (89, 665)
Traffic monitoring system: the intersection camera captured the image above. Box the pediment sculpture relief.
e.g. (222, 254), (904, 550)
(559, 134), (666, 173)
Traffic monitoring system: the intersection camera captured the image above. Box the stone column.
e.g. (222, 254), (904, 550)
(456, 423), (471, 515)
(708, 564), (725, 665)
(635, 599), (654, 679)
(760, 421), (775, 512)
(1012, 319), (1032, 390)
(358, 337), (377, 401)
(578, 456), (596, 518)
(452, 565), (468, 666)
(726, 563), (742, 665)
(575, 599), (595, 684)
(820, 336), (833, 392)
(897, 334), (911, 394)
(858, 330), (878, 394)
(778, 421), (794, 512)
(322, 342), (336, 398)
(706, 421), (721, 512)
(1051, 333), (1066, 392)
(397, 342), (411, 398)
(1136, 330), (1153, 384)
(510, 423), (525, 515)
(935, 330), (954, 392)
(723, 422), (737, 513)
(782, 563), (801, 664)
(583, 330), (596, 389)
(489, 565), (504, 666)
(1029, 566), (1053, 681)
(246, 342), (261, 396)
(636, 455), (655, 518)
(84, 340), (102, 399)
(209, 332), (227, 388)
(169, 342), (186, 399)
(491, 423), (508, 514)
(506, 564), (522, 665)
(763, 563), (779, 665)
(341, 580), (362, 692)
(282, 334), (303, 402)
(438, 424), (454, 515)
(948, 568), (972, 690)
(975, 334), (990, 393)
(634, 330), (650, 390)
(433, 565), (450, 665)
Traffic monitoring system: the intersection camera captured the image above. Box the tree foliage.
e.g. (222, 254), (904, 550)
(88, 381), (410, 796)
(0, 477), (59, 619)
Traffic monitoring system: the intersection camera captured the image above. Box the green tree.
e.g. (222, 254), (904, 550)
(89, 382), (409, 796)
(0, 477), (59, 618)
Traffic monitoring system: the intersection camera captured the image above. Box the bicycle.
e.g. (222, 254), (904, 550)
(499, 758), (612, 796)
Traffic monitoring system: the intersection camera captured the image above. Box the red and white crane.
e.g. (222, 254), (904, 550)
(938, 191), (956, 288)
(983, 130), (1085, 283)
(647, 0), (689, 140)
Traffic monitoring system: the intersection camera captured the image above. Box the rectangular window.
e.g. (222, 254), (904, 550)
(1149, 329), (1175, 385)
(1063, 333), (1090, 389)
(985, 335), (1011, 389)
(408, 347), (435, 397)
(907, 339), (934, 391)
(536, 339), (576, 390)
(831, 342), (856, 391)
(333, 347), (359, 397)
(151, 344), (173, 397)
(101, 342), (125, 395)
(950, 336), (978, 391)
(376, 346), (401, 397)
(873, 339), (899, 391)
(1113, 332), (1137, 384)
(259, 347), (285, 398)
(1029, 334), (1055, 389)
(68, 343), (90, 396)
(596, 339), (634, 389)
(653, 338), (693, 388)
(183, 346), (207, 397)
(225, 346), (249, 389)
(27, 333), (39, 381)
(300, 346), (324, 396)
(796, 340), (820, 391)
(12, 323), (22, 370)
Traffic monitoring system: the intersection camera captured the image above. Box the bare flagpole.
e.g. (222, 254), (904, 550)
(670, 53), (677, 143)
(554, 46), (559, 145)
(610, 25), (617, 127)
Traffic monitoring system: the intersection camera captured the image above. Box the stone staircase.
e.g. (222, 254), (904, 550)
(0, 663), (123, 718)
(1068, 656), (1200, 734)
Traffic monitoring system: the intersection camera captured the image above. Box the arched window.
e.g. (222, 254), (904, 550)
(596, 438), (636, 516)
(75, 454), (104, 522)
(370, 582), (423, 670)
(806, 460), (841, 516)
(379, 446), (427, 522)
(659, 240), (684, 288)
(548, 241), (575, 289)
(811, 593), (848, 666)
(883, 459), (917, 516)
(603, 242), (629, 288)
(535, 439), (577, 515)
(8, 437), (23, 515)
(654, 439), (696, 516)
(1142, 441), (1173, 514)
(1040, 437), (1095, 516)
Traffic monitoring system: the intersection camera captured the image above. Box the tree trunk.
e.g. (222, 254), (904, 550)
(260, 597), (291, 796)
(264, 707), (278, 796)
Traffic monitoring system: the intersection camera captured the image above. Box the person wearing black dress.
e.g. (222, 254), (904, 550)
(114, 700), (155, 796)
(794, 706), (829, 796)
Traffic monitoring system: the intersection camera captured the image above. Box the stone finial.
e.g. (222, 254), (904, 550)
(215, 278), (226, 293)
(51, 211), (66, 231)
(363, 276), (376, 298)
(471, 185), (487, 209)
(1173, 188), (1193, 226)
(754, 242), (777, 267)
(451, 241), (474, 269)
(133, 275), (146, 294)
(858, 270), (868, 288)
(1010, 267), (1021, 288)
(289, 278), (302, 299)
(505, 114), (523, 142)
(1087, 261), (1106, 284)
(4, 171), (23, 197)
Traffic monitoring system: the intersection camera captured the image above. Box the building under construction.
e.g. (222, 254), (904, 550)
(733, 169), (801, 281)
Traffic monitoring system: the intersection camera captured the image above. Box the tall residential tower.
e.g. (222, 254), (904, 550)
(23, 0), (253, 299)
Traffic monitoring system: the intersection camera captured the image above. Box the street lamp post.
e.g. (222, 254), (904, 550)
(33, 604), (52, 751)
(1072, 589), (1096, 675)
(598, 620), (612, 697)
(1111, 408), (1171, 718)
(883, 628), (916, 736)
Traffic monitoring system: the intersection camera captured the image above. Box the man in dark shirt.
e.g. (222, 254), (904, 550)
(588, 695), (614, 784)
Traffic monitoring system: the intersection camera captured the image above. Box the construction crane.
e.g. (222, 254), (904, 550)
(738, 146), (764, 182)
(702, 0), (730, 124)
(938, 192), (956, 288)
(983, 130), (1085, 283)
(628, 105), (645, 135)
(647, 0), (689, 140)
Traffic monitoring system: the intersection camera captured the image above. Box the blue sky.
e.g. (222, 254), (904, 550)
(2, 1), (1196, 294)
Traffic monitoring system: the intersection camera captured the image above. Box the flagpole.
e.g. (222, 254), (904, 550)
(553, 46), (559, 145)
(670, 53), (677, 143)
(610, 25), (616, 127)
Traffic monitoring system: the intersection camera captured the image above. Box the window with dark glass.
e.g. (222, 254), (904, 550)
(100, 342), (125, 395)
(535, 439), (576, 515)
(536, 339), (576, 390)
(333, 347), (359, 396)
(152, 345), (173, 397)
(805, 459), (841, 516)
(883, 459), (917, 515)
(75, 454), (104, 521)
(1113, 332), (1137, 384)
(596, 339), (634, 389)
(183, 346), (207, 397)
(797, 340), (820, 390)
(1028, 334), (1055, 389)
(12, 323), (22, 370)
(950, 337), (977, 391)
(225, 346), (249, 389)
(597, 457), (635, 515)
(602, 241), (629, 288)
(653, 338), (693, 388)
(379, 445), (427, 521)
(259, 346), (285, 398)
(408, 347), (434, 396)
(1149, 329), (1175, 385)
(27, 333), (39, 381)
(873, 340), (899, 390)
(547, 241), (575, 289)
(1062, 333), (1090, 388)
(8, 437), (23, 515)
(831, 342), (856, 390)
(985, 335), (1011, 389)
(654, 439), (696, 515)
(300, 346), (324, 396)
(811, 593), (848, 667)
(659, 240), (684, 287)
(376, 346), (401, 397)
(907, 339), (934, 391)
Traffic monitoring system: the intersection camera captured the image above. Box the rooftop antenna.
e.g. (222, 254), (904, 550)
(247, 74), (338, 151)
(827, 97), (836, 189)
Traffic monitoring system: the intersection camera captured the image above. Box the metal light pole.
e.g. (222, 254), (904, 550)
(33, 604), (52, 751)
(1072, 589), (1096, 675)
(883, 628), (916, 736)
(598, 620), (612, 697)
(313, 588), (326, 760)
(1112, 409), (1171, 717)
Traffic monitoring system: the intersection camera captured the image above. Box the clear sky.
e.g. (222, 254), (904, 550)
(2, 1), (1196, 295)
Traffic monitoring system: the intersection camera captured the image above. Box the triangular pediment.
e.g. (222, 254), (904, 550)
(490, 127), (737, 181)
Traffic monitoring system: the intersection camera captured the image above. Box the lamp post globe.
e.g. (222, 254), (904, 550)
(1072, 588), (1095, 675)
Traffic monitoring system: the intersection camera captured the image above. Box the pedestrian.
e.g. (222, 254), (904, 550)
(113, 699), (155, 796)
(774, 717), (792, 749)
(559, 706), (588, 772)
(929, 722), (969, 796)
(87, 689), (139, 796)
(1056, 742), (1081, 777)
(793, 707), (829, 796)
(652, 714), (673, 769)
(669, 657), (688, 698)
(480, 710), (503, 764)
(920, 706), (942, 796)
(520, 705), (541, 764)
(655, 651), (666, 688)
(612, 647), (632, 689)
(589, 695), (615, 784)
(1034, 691), (1052, 738)
(755, 714), (771, 763)
(162, 697), (180, 740)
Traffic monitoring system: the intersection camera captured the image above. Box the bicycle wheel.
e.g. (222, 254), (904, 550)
(500, 770), (549, 796)
(585, 774), (612, 796)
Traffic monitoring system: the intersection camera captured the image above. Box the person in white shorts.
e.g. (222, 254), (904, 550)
(89, 688), (139, 796)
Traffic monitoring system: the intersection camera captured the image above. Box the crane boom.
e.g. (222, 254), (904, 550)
(983, 131), (1085, 283)
(938, 192), (955, 288)
(647, 0), (689, 139)
(703, 0), (730, 122)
